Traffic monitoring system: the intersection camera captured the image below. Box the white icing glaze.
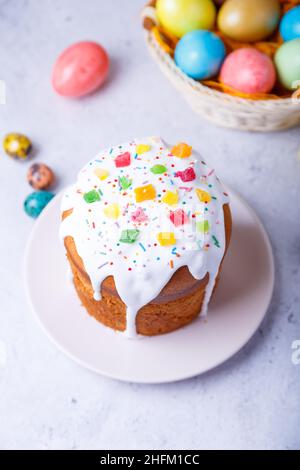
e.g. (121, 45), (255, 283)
(60, 137), (229, 337)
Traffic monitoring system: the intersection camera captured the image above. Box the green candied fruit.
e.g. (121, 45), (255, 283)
(119, 229), (140, 244)
(83, 189), (101, 203)
(150, 164), (167, 174)
(196, 220), (210, 233)
(119, 176), (132, 190)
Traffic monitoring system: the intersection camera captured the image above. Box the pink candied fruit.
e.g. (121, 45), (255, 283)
(115, 151), (131, 168)
(169, 209), (189, 227)
(175, 167), (196, 182)
(131, 207), (148, 223)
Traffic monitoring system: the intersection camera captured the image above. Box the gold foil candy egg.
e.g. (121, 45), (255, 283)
(3, 132), (32, 159)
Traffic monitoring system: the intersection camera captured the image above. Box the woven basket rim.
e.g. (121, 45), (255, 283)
(142, 6), (300, 110)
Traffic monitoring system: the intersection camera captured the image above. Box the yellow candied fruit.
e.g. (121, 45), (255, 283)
(157, 232), (176, 246)
(195, 189), (212, 203)
(134, 184), (156, 202)
(136, 144), (151, 155)
(162, 190), (179, 206)
(94, 168), (109, 180)
(171, 142), (192, 159)
(103, 203), (120, 219)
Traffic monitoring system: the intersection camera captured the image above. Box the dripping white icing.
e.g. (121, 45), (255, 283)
(60, 137), (229, 337)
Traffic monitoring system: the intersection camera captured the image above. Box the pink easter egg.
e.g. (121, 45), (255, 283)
(220, 48), (276, 94)
(52, 41), (109, 97)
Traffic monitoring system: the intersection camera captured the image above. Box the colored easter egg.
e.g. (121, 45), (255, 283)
(52, 41), (109, 97)
(24, 191), (54, 218)
(27, 163), (55, 190)
(156, 0), (216, 38)
(274, 38), (300, 90)
(220, 48), (276, 94)
(174, 30), (226, 79)
(218, 0), (280, 42)
(3, 133), (32, 159)
(280, 5), (300, 42)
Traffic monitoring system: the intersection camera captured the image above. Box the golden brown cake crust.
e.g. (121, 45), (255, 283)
(62, 204), (232, 336)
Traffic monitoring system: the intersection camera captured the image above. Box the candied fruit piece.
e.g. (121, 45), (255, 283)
(150, 164), (167, 174)
(119, 176), (132, 190)
(171, 142), (192, 158)
(134, 184), (156, 202)
(115, 151), (131, 168)
(175, 167), (196, 182)
(162, 190), (179, 206)
(196, 220), (210, 233)
(131, 207), (148, 222)
(169, 209), (189, 226)
(195, 189), (212, 203)
(83, 189), (101, 203)
(103, 203), (120, 219)
(94, 168), (109, 180)
(157, 232), (176, 246)
(119, 229), (140, 244)
(136, 144), (151, 155)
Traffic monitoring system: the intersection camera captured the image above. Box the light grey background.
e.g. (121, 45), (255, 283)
(0, 0), (299, 450)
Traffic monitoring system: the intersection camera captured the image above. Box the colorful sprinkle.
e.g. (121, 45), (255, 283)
(212, 235), (220, 248)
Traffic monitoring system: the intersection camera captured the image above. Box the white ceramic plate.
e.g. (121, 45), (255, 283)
(24, 190), (274, 384)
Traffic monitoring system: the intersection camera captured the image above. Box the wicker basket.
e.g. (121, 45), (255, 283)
(142, 5), (300, 132)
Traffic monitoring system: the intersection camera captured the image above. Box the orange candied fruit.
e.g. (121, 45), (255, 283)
(171, 142), (192, 159)
(195, 189), (212, 204)
(134, 184), (156, 203)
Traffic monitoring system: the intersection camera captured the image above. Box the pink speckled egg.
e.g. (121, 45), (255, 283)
(52, 41), (109, 98)
(220, 48), (276, 94)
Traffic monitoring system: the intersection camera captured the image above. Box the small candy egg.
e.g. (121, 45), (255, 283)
(3, 133), (32, 159)
(174, 30), (226, 80)
(156, 0), (216, 38)
(24, 191), (54, 218)
(274, 38), (300, 90)
(52, 41), (109, 97)
(27, 163), (55, 190)
(220, 48), (276, 94)
(218, 0), (280, 42)
(280, 5), (300, 42)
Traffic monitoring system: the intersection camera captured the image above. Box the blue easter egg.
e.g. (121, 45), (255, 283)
(174, 30), (226, 80)
(24, 191), (54, 218)
(280, 5), (300, 42)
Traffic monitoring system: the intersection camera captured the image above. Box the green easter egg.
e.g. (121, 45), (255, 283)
(274, 38), (300, 90)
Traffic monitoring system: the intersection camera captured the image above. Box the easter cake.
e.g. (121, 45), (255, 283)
(60, 137), (231, 337)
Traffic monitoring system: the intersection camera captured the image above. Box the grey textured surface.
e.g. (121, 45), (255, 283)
(0, 0), (299, 450)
